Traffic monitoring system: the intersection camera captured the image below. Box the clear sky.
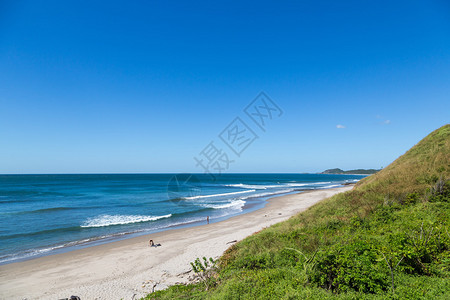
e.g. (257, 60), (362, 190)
(0, 0), (449, 174)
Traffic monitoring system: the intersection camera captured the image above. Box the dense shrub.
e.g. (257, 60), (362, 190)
(231, 252), (275, 270)
(428, 179), (450, 202)
(310, 240), (389, 294)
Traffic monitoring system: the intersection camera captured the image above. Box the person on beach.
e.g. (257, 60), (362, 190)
(207, 216), (209, 224)
(149, 239), (161, 247)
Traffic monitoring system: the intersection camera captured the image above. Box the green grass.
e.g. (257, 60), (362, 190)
(143, 124), (450, 300)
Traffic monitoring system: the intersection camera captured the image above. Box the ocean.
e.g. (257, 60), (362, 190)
(0, 173), (365, 265)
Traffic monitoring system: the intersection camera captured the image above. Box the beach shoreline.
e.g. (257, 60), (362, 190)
(0, 185), (353, 300)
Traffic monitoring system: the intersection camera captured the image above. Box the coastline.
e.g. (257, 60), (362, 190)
(0, 185), (353, 300)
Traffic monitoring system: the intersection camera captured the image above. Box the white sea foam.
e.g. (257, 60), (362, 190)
(0, 232), (137, 264)
(284, 183), (309, 187)
(225, 182), (333, 190)
(0, 246), (59, 264)
(80, 214), (172, 228)
(182, 190), (256, 200)
(238, 189), (295, 199)
(322, 184), (342, 189)
(148, 217), (209, 230)
(225, 183), (271, 189)
(202, 200), (246, 210)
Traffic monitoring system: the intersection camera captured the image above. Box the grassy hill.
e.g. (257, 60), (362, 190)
(144, 124), (450, 299)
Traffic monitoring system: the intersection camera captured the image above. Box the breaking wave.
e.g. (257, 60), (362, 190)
(202, 200), (246, 210)
(81, 214), (172, 228)
(182, 190), (255, 200)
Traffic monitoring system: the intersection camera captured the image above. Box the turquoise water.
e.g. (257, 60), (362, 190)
(0, 173), (364, 264)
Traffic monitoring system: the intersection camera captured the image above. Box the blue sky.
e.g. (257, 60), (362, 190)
(0, 0), (449, 174)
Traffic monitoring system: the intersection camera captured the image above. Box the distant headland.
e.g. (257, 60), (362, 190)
(321, 168), (380, 175)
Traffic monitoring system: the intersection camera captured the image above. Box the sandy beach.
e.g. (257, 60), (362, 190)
(0, 186), (353, 300)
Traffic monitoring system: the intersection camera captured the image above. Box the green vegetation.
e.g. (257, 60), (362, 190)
(190, 257), (218, 290)
(143, 125), (450, 299)
(321, 168), (380, 175)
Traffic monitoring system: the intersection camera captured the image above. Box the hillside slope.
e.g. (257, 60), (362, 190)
(356, 124), (450, 196)
(145, 124), (450, 299)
